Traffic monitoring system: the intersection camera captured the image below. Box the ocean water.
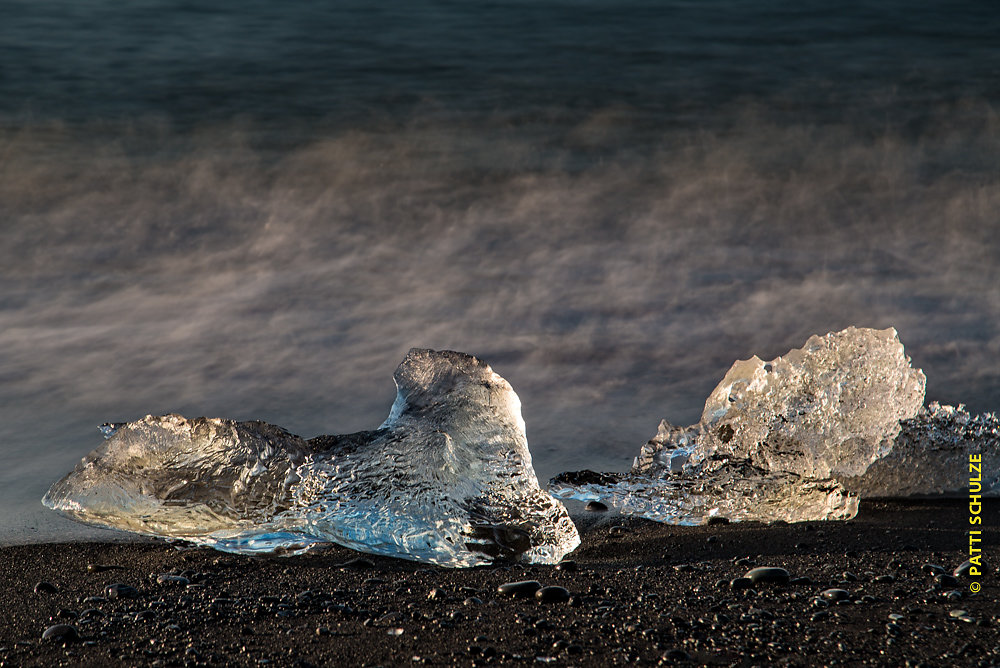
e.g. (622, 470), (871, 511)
(2, 0), (999, 543)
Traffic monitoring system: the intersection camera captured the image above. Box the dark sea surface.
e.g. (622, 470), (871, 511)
(2, 0), (999, 542)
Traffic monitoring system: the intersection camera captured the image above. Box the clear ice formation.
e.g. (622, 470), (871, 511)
(43, 349), (581, 567)
(550, 327), (998, 525)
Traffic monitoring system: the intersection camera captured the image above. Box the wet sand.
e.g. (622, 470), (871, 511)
(1, 499), (995, 667)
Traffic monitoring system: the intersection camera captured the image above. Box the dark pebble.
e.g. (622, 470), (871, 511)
(463, 597), (484, 606)
(841, 571), (859, 582)
(87, 564), (124, 573)
(921, 563), (945, 575)
(822, 588), (851, 602)
(663, 648), (693, 661)
(707, 516), (730, 525)
(730, 577), (753, 591)
(57, 609), (78, 619)
(745, 567), (790, 585)
(42, 624), (79, 643)
(935, 574), (960, 587)
(34, 581), (58, 594)
(811, 610), (831, 622)
(555, 560), (577, 572)
(497, 581), (542, 598)
(585, 501), (608, 512)
(375, 612), (403, 627)
(535, 586), (571, 603)
(874, 574), (896, 583)
(338, 557), (375, 570)
(953, 560), (976, 578)
(789, 576), (814, 586)
(156, 575), (190, 586)
(609, 526), (629, 536)
(105, 583), (139, 599)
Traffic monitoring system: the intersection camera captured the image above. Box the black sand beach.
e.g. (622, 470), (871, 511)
(2, 499), (995, 667)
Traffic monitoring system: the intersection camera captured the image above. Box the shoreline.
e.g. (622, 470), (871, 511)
(2, 499), (996, 666)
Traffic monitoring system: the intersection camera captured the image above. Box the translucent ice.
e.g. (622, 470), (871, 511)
(43, 349), (581, 567)
(844, 402), (1000, 498)
(551, 327), (996, 524)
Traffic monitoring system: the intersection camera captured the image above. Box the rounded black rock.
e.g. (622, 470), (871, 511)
(42, 624), (79, 643)
(663, 649), (692, 661)
(935, 574), (960, 587)
(555, 560), (577, 572)
(535, 586), (571, 603)
(34, 581), (58, 594)
(954, 560), (976, 577)
(745, 567), (790, 585)
(497, 580), (542, 598)
(730, 577), (753, 591)
(585, 501), (608, 512)
(821, 588), (851, 602)
(105, 583), (139, 599)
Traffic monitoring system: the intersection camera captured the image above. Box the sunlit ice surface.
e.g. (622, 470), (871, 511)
(551, 327), (999, 524)
(43, 349), (580, 567)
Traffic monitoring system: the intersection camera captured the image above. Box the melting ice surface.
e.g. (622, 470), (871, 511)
(43, 349), (581, 567)
(550, 327), (999, 524)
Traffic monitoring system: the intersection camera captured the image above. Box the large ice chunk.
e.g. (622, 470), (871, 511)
(551, 327), (996, 524)
(43, 349), (581, 567)
(844, 402), (1000, 498)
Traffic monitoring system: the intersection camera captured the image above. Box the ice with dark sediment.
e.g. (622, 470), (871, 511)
(550, 327), (998, 524)
(42, 349), (581, 567)
(843, 402), (1000, 498)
